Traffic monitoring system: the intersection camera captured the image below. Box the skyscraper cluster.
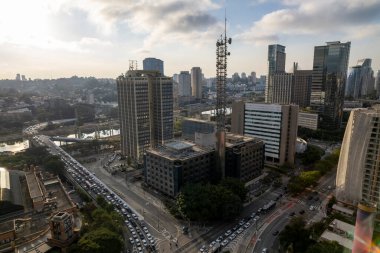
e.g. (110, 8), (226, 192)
(173, 67), (204, 100)
(265, 41), (351, 130)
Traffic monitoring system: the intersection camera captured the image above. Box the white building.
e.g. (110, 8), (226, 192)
(232, 102), (298, 166)
(336, 106), (380, 207)
(178, 71), (191, 96)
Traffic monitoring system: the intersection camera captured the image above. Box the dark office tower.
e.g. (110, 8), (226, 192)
(266, 44), (286, 103)
(293, 63), (312, 107)
(143, 57), (164, 75)
(346, 59), (375, 99)
(117, 70), (173, 161)
(191, 67), (203, 99)
(311, 41), (351, 129)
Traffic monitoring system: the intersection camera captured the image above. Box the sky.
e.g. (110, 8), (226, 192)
(0, 0), (379, 79)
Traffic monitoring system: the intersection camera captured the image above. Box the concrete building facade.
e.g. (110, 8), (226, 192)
(265, 72), (293, 104)
(182, 118), (216, 141)
(117, 70), (173, 161)
(144, 140), (214, 197)
(336, 106), (380, 209)
(231, 102), (298, 166)
(298, 112), (319, 130)
(293, 69), (312, 107)
(178, 71), (191, 96)
(191, 67), (203, 99)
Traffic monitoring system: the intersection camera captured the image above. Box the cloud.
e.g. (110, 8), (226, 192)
(237, 0), (380, 44)
(62, 0), (222, 53)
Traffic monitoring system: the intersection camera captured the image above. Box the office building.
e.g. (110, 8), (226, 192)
(191, 67), (203, 99)
(182, 118), (216, 141)
(346, 59), (375, 99)
(143, 57), (164, 75)
(311, 41), (351, 129)
(265, 72), (293, 104)
(144, 133), (265, 196)
(231, 102), (298, 166)
(294, 69), (312, 107)
(178, 71), (191, 96)
(298, 112), (319, 130)
(250, 71), (257, 84)
(117, 70), (173, 160)
(225, 134), (265, 182)
(375, 70), (380, 98)
(336, 106), (380, 208)
(144, 140), (214, 197)
(266, 44), (286, 103)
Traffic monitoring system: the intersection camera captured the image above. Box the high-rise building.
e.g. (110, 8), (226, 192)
(15, 74), (20, 81)
(250, 71), (257, 84)
(117, 70), (173, 161)
(178, 71), (191, 96)
(375, 70), (380, 98)
(191, 67), (203, 99)
(266, 44), (286, 103)
(293, 68), (312, 107)
(310, 41), (351, 129)
(143, 57), (164, 75)
(346, 59), (375, 99)
(336, 106), (380, 207)
(265, 72), (293, 104)
(182, 118), (216, 141)
(231, 101), (298, 166)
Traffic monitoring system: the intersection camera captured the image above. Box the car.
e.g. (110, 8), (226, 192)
(224, 230), (232, 236)
(272, 231), (279, 236)
(262, 248), (268, 253)
(257, 208), (263, 213)
(309, 206), (314, 211)
(129, 237), (134, 244)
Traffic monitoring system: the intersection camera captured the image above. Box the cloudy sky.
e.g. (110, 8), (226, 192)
(0, 0), (379, 79)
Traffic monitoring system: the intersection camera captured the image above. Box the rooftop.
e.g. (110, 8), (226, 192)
(165, 140), (195, 151)
(225, 133), (260, 147)
(25, 172), (44, 200)
(147, 140), (212, 161)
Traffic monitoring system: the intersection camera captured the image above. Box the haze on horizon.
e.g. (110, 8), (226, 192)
(0, 0), (379, 79)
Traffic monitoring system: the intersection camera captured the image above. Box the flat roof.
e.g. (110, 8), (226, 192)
(329, 219), (355, 233)
(165, 140), (195, 151)
(147, 141), (212, 161)
(25, 172), (44, 200)
(320, 230), (353, 250)
(225, 133), (260, 147)
(332, 204), (355, 215)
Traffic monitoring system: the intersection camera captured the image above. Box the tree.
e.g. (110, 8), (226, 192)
(306, 241), (344, 253)
(77, 227), (123, 253)
(43, 155), (65, 176)
(279, 217), (312, 252)
(220, 177), (248, 202)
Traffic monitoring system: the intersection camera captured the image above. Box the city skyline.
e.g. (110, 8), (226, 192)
(0, 0), (379, 79)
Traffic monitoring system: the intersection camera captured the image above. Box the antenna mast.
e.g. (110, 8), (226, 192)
(215, 12), (231, 180)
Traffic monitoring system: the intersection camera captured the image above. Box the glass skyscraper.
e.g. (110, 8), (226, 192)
(143, 57), (164, 75)
(311, 41), (351, 129)
(266, 44), (286, 103)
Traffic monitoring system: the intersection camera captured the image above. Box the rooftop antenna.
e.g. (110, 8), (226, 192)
(215, 9), (231, 180)
(129, 60), (138, 71)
